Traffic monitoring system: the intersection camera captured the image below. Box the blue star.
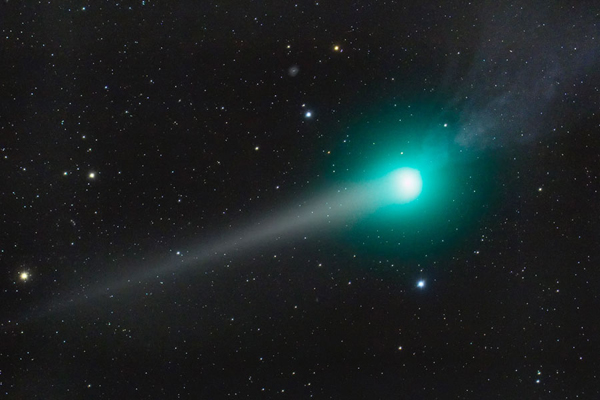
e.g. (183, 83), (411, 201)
(417, 280), (425, 288)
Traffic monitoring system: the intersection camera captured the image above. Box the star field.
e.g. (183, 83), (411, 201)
(1, 0), (599, 398)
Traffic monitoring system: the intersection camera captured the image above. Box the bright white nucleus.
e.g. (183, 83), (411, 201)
(391, 167), (423, 203)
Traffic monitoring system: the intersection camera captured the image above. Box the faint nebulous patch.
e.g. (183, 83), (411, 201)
(449, 4), (597, 150)
(288, 65), (300, 77)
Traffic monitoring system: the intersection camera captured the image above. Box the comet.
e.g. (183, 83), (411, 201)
(21, 167), (424, 319)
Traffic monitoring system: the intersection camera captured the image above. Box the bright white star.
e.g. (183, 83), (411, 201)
(417, 280), (425, 288)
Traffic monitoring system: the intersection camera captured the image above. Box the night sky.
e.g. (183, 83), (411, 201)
(2, 1), (599, 398)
